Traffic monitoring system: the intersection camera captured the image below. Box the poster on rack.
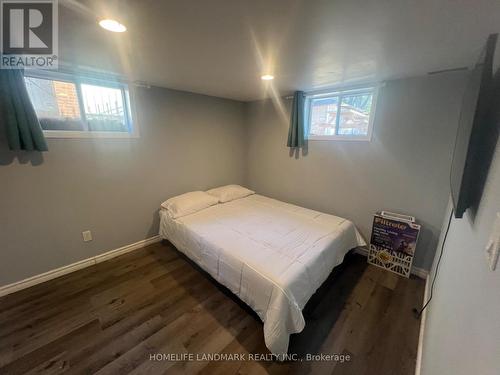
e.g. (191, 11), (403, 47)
(370, 215), (420, 256)
(368, 213), (421, 277)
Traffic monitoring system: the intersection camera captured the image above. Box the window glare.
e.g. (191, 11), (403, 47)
(81, 84), (127, 132)
(338, 94), (373, 136)
(24, 73), (133, 135)
(307, 88), (375, 140)
(24, 76), (83, 131)
(309, 97), (338, 136)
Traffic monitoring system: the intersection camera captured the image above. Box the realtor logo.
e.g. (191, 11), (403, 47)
(1, 0), (58, 69)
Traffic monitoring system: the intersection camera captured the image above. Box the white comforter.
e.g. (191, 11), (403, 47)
(159, 194), (365, 357)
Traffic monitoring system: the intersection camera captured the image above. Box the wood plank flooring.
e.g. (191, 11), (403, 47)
(0, 241), (425, 374)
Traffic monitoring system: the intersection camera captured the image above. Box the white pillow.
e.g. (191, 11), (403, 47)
(206, 184), (255, 203)
(161, 191), (218, 219)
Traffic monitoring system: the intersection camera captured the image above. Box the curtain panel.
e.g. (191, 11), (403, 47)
(287, 91), (305, 148)
(0, 70), (48, 151)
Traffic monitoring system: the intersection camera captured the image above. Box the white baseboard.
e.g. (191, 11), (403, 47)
(415, 274), (430, 375)
(0, 235), (161, 298)
(354, 247), (429, 279)
(93, 236), (161, 264)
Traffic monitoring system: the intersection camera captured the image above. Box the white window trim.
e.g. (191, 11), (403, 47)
(43, 130), (139, 139)
(24, 69), (140, 139)
(305, 84), (380, 142)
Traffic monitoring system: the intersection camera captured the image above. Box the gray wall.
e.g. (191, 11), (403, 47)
(421, 144), (500, 375)
(0, 71), (469, 286)
(245, 72), (468, 270)
(0, 86), (246, 286)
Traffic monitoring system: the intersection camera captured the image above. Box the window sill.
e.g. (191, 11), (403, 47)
(307, 135), (372, 142)
(43, 130), (139, 139)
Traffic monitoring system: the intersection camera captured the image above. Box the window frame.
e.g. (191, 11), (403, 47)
(305, 85), (379, 142)
(24, 69), (139, 139)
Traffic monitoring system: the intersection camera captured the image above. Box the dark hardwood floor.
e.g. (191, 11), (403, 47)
(0, 241), (425, 374)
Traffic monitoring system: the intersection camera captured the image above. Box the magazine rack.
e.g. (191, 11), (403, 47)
(368, 211), (421, 278)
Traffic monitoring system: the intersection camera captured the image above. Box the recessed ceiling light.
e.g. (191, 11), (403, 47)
(261, 74), (274, 81)
(99, 19), (127, 33)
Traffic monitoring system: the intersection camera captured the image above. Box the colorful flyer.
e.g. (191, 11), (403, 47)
(368, 212), (421, 277)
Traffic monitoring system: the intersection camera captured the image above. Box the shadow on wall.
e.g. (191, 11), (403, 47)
(147, 209), (161, 238)
(0, 123), (45, 166)
(288, 143), (308, 159)
(413, 220), (440, 268)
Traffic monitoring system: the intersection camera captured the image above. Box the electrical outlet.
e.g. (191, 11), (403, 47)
(82, 230), (93, 242)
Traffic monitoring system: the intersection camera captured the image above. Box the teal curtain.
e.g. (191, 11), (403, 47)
(287, 91), (305, 148)
(0, 70), (48, 151)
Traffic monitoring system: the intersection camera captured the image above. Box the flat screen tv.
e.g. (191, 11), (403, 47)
(450, 33), (499, 218)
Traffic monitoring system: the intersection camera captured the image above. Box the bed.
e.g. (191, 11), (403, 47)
(159, 193), (366, 357)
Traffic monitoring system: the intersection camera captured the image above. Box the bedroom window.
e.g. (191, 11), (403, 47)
(24, 70), (137, 138)
(306, 85), (377, 141)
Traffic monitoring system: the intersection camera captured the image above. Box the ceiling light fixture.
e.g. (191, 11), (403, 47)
(261, 74), (274, 81)
(99, 19), (127, 33)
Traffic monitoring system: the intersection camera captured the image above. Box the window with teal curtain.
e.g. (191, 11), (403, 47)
(287, 91), (306, 148)
(0, 70), (48, 151)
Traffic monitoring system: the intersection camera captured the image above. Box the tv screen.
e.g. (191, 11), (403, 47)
(450, 33), (498, 218)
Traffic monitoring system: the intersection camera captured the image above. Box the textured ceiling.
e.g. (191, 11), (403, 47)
(58, 0), (500, 101)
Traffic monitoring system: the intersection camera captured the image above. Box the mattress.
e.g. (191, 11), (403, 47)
(159, 194), (366, 357)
